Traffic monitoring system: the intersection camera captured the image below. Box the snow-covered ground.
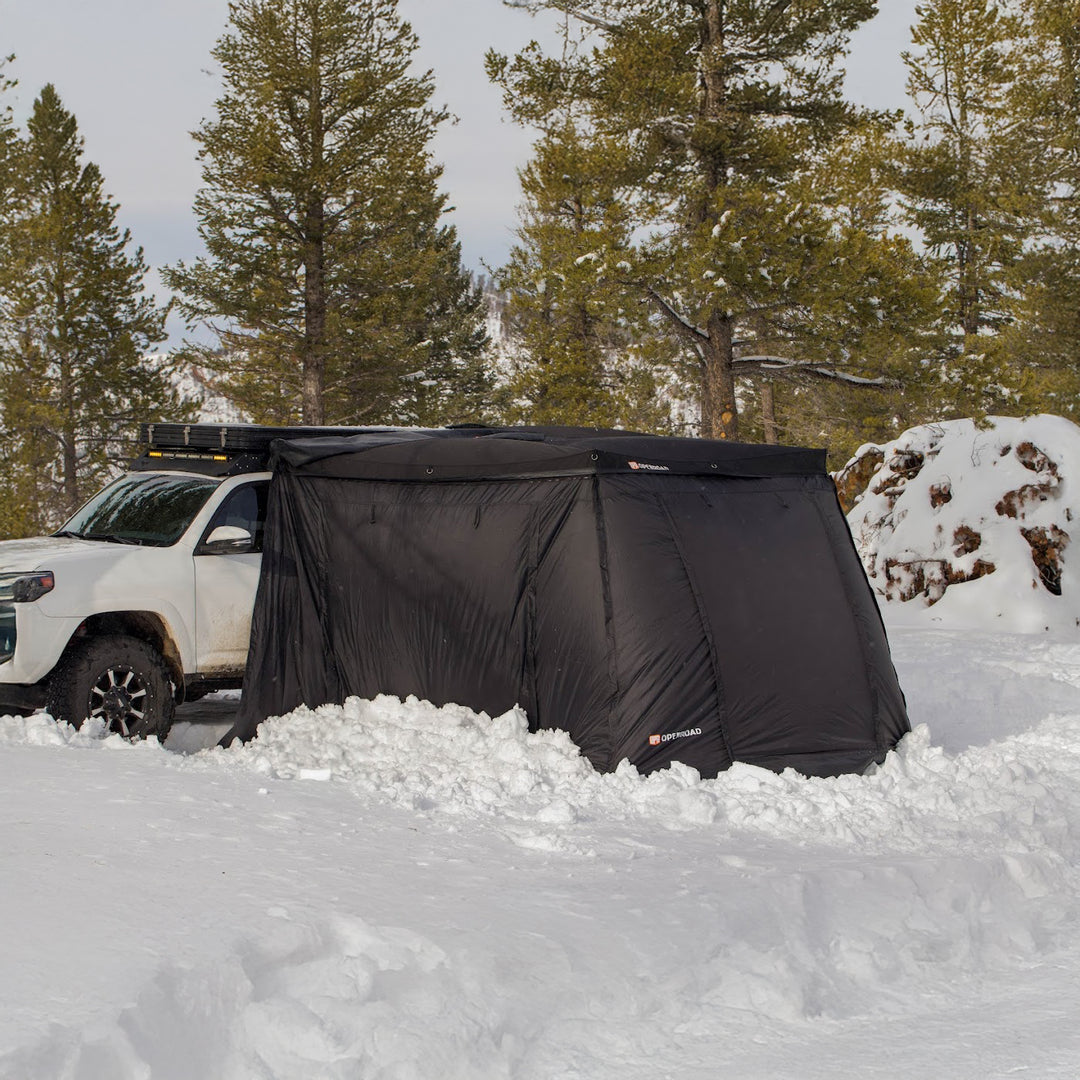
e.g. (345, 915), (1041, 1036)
(2, 620), (1080, 1079)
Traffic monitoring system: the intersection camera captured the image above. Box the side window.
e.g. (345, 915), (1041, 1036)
(197, 481), (269, 554)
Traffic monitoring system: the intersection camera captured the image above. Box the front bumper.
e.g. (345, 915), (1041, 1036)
(0, 681), (47, 714)
(0, 604), (84, 687)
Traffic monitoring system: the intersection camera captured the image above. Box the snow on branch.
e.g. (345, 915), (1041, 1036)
(644, 286), (709, 344)
(504, 0), (621, 33)
(733, 354), (892, 386)
(651, 115), (692, 148)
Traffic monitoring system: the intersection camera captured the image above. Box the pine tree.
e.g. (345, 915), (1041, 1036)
(328, 178), (491, 427)
(494, 118), (680, 430)
(0, 85), (185, 536)
(995, 0), (1080, 415)
(898, 0), (1032, 416)
(734, 122), (946, 460)
(492, 0), (927, 442)
(0, 55), (16, 208)
(0, 58), (31, 540)
(165, 0), (488, 426)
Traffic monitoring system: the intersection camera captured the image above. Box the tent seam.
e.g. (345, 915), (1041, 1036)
(524, 503), (541, 730)
(659, 493), (736, 770)
(808, 490), (885, 752)
(591, 475), (622, 772)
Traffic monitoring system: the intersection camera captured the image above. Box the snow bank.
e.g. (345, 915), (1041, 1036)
(209, 694), (1080, 866)
(842, 415), (1080, 632)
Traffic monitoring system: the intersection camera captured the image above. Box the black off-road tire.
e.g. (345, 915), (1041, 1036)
(46, 635), (176, 742)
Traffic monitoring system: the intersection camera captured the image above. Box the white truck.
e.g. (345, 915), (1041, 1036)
(0, 423), (368, 741)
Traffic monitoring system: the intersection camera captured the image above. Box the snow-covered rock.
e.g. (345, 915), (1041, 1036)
(842, 415), (1080, 633)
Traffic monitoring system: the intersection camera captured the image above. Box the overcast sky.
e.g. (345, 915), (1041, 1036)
(0, 0), (918, 342)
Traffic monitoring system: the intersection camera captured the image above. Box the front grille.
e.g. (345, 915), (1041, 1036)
(0, 604), (14, 664)
(0, 573), (17, 602)
(0, 576), (25, 664)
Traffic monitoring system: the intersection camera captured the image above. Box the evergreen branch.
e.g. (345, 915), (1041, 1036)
(258, 188), (305, 243)
(761, 0), (796, 33)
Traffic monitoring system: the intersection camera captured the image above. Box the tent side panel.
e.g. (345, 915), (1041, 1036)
(810, 489), (911, 757)
(599, 479), (733, 777)
(239, 474), (609, 739)
(531, 479), (615, 768)
(235, 471), (339, 739)
(664, 474), (903, 775)
(316, 480), (537, 715)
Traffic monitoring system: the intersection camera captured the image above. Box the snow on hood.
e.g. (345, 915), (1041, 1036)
(842, 415), (1080, 632)
(0, 535), (96, 574)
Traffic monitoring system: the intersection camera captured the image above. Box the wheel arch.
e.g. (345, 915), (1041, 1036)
(66, 611), (184, 692)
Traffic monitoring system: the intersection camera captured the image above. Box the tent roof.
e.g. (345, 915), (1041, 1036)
(270, 426), (827, 482)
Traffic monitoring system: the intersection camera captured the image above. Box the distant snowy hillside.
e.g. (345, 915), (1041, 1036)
(841, 415), (1080, 632)
(152, 353), (248, 424)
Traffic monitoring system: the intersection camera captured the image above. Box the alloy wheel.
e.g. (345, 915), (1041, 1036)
(88, 665), (148, 736)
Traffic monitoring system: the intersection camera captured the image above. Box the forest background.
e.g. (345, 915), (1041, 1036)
(0, 0), (1078, 538)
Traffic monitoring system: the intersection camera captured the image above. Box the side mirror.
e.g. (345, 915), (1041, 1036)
(203, 525), (253, 553)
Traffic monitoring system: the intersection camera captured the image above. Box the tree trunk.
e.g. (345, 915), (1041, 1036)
(701, 311), (738, 440)
(302, 199), (326, 424)
(961, 205), (980, 340)
(59, 352), (78, 514)
(697, 2), (738, 440)
(761, 381), (778, 444)
(55, 272), (79, 514)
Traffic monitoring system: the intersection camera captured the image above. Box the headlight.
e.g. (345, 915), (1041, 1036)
(0, 571), (55, 603)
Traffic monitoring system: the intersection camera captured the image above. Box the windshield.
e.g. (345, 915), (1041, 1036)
(57, 473), (221, 547)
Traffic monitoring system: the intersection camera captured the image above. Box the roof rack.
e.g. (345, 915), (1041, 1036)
(132, 423), (401, 477)
(140, 422), (392, 454)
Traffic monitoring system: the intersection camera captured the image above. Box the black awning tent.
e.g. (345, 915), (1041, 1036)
(230, 426), (909, 777)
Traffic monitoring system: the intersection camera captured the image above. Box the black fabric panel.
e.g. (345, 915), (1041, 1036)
(235, 474), (613, 748)
(321, 480), (535, 714)
(599, 480), (731, 776)
(660, 475), (887, 768)
(277, 436), (599, 482)
(811, 488), (911, 755)
(234, 450), (909, 779)
(527, 479), (615, 767)
(234, 472), (337, 738)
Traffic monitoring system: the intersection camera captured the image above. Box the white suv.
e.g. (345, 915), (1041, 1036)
(0, 423), (372, 741)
